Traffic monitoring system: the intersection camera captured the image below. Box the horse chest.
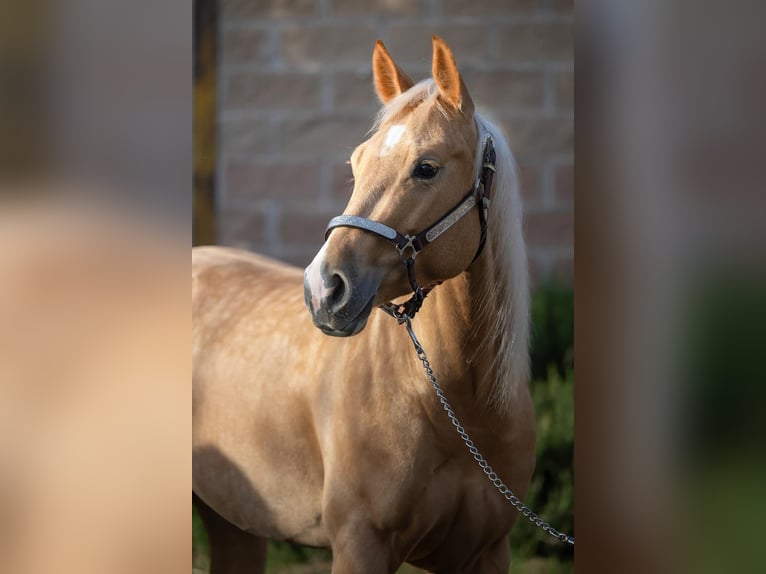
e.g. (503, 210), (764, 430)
(330, 400), (514, 533)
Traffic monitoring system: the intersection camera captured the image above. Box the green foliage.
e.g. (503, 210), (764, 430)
(508, 556), (574, 574)
(508, 283), (574, 568)
(530, 281), (574, 380)
(192, 506), (210, 572)
(509, 368), (574, 567)
(266, 542), (332, 570)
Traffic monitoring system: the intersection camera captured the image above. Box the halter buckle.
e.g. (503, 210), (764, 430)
(396, 235), (419, 263)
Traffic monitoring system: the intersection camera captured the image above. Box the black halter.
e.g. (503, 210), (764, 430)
(325, 136), (496, 322)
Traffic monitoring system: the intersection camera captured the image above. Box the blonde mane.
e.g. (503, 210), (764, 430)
(472, 113), (530, 411)
(375, 79), (530, 411)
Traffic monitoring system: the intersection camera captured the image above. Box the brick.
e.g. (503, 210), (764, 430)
(220, 119), (270, 154)
(502, 116), (573, 157)
(442, 0), (537, 16)
(385, 24), (488, 66)
(554, 164), (573, 203)
(226, 162), (320, 201)
(222, 0), (315, 20)
(222, 29), (271, 65)
(496, 21), (573, 62)
(462, 69), (544, 110)
(227, 72), (319, 110)
(333, 71), (377, 112)
(282, 25), (376, 67)
(279, 210), (334, 244)
(518, 163), (540, 202)
(524, 210), (573, 248)
(218, 208), (268, 246)
(555, 70), (573, 110)
(278, 116), (371, 156)
(331, 162), (355, 201)
(332, 0), (422, 17)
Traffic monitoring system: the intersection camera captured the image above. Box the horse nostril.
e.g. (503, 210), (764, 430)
(326, 271), (350, 312)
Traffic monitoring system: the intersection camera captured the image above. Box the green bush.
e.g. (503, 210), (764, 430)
(509, 368), (574, 566)
(192, 506), (209, 572)
(530, 282), (574, 380)
(508, 282), (574, 568)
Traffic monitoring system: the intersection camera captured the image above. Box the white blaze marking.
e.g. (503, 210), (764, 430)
(380, 124), (406, 156)
(305, 243), (330, 312)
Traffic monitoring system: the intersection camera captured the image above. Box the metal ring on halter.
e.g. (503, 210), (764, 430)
(397, 237), (419, 263)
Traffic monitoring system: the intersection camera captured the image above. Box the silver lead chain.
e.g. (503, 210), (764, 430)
(403, 317), (574, 546)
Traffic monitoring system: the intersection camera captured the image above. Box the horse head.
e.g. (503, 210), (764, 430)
(304, 36), (486, 336)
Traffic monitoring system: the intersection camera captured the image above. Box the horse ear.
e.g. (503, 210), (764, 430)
(372, 40), (414, 104)
(431, 35), (474, 116)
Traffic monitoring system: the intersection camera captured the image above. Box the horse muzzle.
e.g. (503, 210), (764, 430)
(304, 253), (380, 337)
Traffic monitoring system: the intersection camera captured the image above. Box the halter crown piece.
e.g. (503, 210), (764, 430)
(325, 136), (496, 323)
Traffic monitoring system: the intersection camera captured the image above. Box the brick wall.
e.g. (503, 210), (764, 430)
(216, 0), (573, 285)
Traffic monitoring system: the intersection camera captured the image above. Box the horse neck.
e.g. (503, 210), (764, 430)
(417, 242), (513, 411)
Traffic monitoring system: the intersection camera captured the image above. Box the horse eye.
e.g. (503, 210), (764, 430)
(413, 163), (439, 180)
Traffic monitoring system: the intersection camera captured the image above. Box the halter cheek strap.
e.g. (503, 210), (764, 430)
(325, 136), (496, 322)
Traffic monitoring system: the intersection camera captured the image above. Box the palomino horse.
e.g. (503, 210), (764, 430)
(193, 36), (534, 573)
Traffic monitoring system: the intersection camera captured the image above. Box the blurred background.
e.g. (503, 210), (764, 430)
(193, 1), (574, 573)
(1, 2), (191, 573)
(5, 1), (762, 573)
